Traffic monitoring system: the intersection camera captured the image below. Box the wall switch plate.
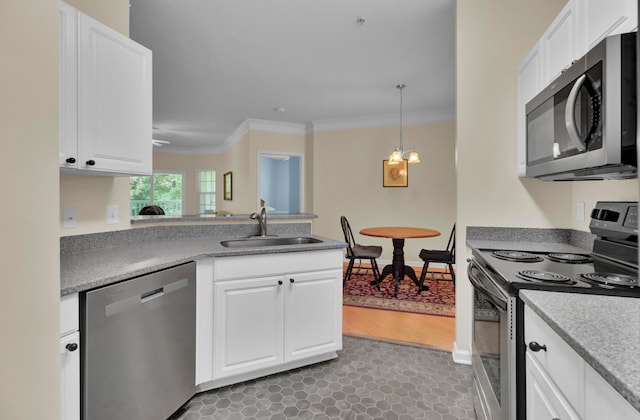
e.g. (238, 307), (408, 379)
(576, 202), (585, 222)
(63, 208), (77, 228)
(106, 204), (119, 225)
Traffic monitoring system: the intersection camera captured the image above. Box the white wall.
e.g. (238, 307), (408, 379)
(454, 0), (638, 356)
(1, 1), (60, 418)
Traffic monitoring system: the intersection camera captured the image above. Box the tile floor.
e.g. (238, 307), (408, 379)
(172, 336), (476, 420)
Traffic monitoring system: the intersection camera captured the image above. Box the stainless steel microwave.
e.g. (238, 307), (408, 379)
(525, 32), (637, 181)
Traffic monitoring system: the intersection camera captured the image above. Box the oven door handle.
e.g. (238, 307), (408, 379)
(468, 262), (508, 311)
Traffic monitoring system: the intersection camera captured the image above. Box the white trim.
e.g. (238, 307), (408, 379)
(451, 342), (472, 365)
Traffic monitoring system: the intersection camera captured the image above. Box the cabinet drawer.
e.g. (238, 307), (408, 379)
(524, 306), (584, 416)
(60, 293), (79, 336)
(213, 249), (342, 281)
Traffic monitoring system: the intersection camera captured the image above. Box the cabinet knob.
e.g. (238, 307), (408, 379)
(85, 159), (96, 166)
(278, 280), (283, 285)
(528, 341), (547, 352)
(65, 157), (76, 164)
(66, 343), (78, 352)
(289, 278), (295, 283)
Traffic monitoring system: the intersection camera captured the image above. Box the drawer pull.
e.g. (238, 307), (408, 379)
(528, 341), (547, 352)
(278, 280), (283, 285)
(66, 343), (78, 352)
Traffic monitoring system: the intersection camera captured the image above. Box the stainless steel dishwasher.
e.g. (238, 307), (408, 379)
(82, 262), (196, 420)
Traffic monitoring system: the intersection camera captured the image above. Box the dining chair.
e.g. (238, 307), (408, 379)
(340, 216), (382, 287)
(417, 224), (455, 293)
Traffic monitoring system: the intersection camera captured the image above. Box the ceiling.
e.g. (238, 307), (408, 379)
(129, 0), (455, 154)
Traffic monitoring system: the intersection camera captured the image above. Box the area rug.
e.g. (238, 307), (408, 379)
(343, 270), (456, 317)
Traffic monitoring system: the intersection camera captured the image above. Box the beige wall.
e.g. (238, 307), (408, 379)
(154, 129), (310, 215)
(59, 0), (132, 236)
(455, 0), (638, 355)
(2, 1), (60, 418)
(312, 122), (457, 263)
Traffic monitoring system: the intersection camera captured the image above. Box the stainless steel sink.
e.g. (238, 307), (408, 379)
(220, 236), (322, 248)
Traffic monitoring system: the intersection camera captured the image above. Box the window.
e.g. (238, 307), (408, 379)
(199, 169), (216, 214)
(131, 172), (184, 216)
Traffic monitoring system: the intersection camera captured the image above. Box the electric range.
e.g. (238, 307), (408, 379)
(469, 201), (638, 420)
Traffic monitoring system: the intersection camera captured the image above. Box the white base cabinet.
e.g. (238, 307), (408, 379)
(60, 294), (80, 420)
(58, 1), (152, 176)
(196, 250), (343, 389)
(525, 305), (640, 420)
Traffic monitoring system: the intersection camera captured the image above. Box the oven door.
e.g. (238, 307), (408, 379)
(468, 261), (516, 420)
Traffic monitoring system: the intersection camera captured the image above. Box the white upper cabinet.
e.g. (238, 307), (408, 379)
(59, 2), (78, 168)
(581, 0), (638, 50)
(516, 0), (637, 177)
(541, 0), (583, 85)
(59, 1), (152, 176)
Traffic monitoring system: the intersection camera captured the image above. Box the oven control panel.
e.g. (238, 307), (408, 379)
(590, 201), (638, 238)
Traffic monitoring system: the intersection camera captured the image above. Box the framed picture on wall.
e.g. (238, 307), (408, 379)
(382, 159), (408, 187)
(223, 171), (233, 200)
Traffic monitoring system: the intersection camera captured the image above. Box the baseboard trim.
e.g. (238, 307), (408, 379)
(451, 341), (472, 365)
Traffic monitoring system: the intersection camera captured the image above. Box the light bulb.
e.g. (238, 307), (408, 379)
(391, 150), (402, 162)
(408, 152), (421, 163)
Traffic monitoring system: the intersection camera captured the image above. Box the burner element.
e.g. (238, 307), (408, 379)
(546, 253), (593, 264)
(517, 270), (575, 283)
(492, 251), (543, 262)
(581, 273), (639, 288)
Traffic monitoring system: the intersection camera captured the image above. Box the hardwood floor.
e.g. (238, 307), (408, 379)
(341, 265), (456, 352)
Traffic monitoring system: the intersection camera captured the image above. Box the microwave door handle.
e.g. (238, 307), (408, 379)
(564, 74), (588, 152)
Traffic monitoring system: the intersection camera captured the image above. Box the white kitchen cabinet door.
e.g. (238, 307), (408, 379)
(524, 306), (584, 416)
(516, 41), (542, 177)
(58, 1), (78, 168)
(60, 332), (80, 420)
(213, 276), (285, 379)
(284, 270), (342, 363)
(76, 10), (152, 175)
(584, 362), (640, 420)
(581, 0), (637, 50)
(525, 352), (581, 420)
(542, 0), (582, 85)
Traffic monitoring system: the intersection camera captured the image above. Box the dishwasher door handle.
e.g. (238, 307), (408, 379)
(141, 287), (164, 303)
(105, 277), (189, 317)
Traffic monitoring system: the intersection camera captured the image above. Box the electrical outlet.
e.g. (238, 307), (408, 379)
(106, 204), (119, 225)
(576, 202), (585, 222)
(63, 208), (77, 228)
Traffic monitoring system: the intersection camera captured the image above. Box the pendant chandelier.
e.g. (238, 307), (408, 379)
(388, 84), (420, 164)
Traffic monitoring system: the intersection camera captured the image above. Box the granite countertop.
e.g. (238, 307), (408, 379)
(466, 239), (589, 254)
(61, 233), (346, 296)
(521, 290), (640, 412)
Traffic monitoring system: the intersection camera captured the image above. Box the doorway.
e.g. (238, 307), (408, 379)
(257, 152), (303, 213)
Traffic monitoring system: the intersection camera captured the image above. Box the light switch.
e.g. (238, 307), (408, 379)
(576, 202), (585, 222)
(106, 204), (119, 225)
(63, 208), (77, 229)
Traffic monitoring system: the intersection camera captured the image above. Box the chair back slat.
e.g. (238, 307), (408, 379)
(447, 224), (456, 258)
(340, 216), (356, 251)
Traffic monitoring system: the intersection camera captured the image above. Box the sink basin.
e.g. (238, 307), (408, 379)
(220, 236), (322, 248)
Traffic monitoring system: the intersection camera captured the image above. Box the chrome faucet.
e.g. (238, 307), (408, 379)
(250, 206), (268, 237)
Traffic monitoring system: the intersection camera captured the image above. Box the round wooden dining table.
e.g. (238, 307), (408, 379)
(359, 227), (441, 297)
